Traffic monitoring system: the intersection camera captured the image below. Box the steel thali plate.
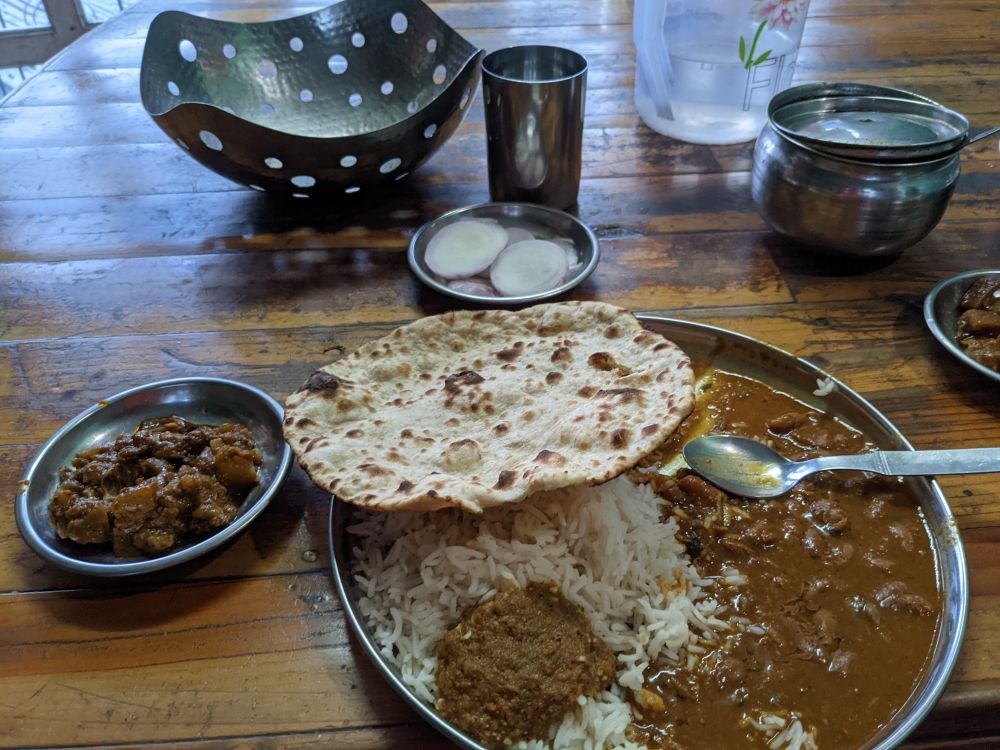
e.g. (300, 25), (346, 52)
(329, 316), (969, 750)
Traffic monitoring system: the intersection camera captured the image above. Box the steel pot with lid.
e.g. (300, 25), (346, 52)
(752, 83), (967, 258)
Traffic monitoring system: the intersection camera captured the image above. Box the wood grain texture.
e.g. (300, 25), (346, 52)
(1, 0), (999, 747)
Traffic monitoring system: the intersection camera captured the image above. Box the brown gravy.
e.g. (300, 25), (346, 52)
(630, 370), (940, 749)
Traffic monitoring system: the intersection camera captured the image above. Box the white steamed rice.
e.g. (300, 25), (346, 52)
(348, 475), (817, 750)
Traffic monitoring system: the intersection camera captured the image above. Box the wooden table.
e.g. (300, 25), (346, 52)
(2, 0), (998, 747)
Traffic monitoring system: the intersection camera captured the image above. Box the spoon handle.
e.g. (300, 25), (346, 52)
(808, 448), (1000, 477)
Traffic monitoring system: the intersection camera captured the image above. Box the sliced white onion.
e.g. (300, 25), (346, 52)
(503, 226), (535, 246)
(490, 239), (569, 296)
(447, 279), (496, 297)
(425, 220), (509, 279)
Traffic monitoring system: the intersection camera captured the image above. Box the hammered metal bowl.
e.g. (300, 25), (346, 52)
(140, 0), (483, 197)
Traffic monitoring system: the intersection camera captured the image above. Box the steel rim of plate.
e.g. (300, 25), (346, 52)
(407, 202), (601, 305)
(328, 316), (969, 750)
(14, 376), (294, 577)
(924, 270), (1000, 386)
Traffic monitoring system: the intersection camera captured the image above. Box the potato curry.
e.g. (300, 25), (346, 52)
(50, 416), (261, 556)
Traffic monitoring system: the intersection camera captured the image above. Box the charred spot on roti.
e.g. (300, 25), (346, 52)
(358, 463), (391, 476)
(598, 411), (613, 423)
(419, 372), (432, 380)
(400, 429), (414, 439)
(392, 398), (404, 407)
(578, 385), (597, 398)
(396, 479), (414, 493)
(604, 325), (621, 339)
(497, 341), (525, 361)
(283, 416), (294, 426)
(493, 470), (517, 490)
(301, 371), (350, 395)
(653, 342), (671, 352)
(546, 372), (564, 384)
(551, 347), (573, 363)
(295, 417), (317, 428)
(597, 387), (644, 405)
(493, 422), (510, 435)
(642, 423), (659, 436)
(611, 429), (631, 449)
(346, 429), (364, 438)
(444, 370), (485, 394)
(445, 418), (460, 427)
(534, 450), (567, 466)
(337, 400), (356, 412)
(523, 411), (536, 422)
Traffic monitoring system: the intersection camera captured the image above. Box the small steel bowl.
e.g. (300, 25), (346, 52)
(140, 0), (482, 197)
(407, 202), (600, 305)
(752, 122), (960, 258)
(925, 269), (1000, 385)
(15, 377), (293, 577)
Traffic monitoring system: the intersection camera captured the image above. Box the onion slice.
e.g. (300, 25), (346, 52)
(447, 279), (496, 297)
(425, 220), (509, 279)
(504, 226), (535, 246)
(490, 239), (569, 296)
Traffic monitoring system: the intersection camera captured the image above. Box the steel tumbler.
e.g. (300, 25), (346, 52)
(481, 45), (588, 209)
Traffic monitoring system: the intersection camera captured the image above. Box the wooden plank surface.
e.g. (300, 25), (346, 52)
(1, 0), (999, 748)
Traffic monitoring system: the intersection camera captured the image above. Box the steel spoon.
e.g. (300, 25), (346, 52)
(682, 435), (1000, 498)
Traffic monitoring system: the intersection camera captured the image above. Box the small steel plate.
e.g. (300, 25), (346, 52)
(329, 317), (968, 750)
(925, 269), (1000, 385)
(407, 202), (600, 305)
(15, 377), (293, 577)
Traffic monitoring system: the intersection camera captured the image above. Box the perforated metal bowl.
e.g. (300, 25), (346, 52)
(140, 0), (483, 197)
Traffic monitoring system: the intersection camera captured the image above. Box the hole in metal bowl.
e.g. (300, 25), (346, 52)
(379, 158), (402, 174)
(222, 43), (236, 59)
(432, 64), (447, 85)
(167, 80), (180, 96)
(426, 38), (437, 53)
(345, 186), (361, 194)
(348, 92), (363, 107)
(406, 100), (418, 114)
(291, 175), (316, 188)
(340, 155), (357, 167)
(289, 36), (304, 52)
(249, 184), (265, 191)
(199, 130), (223, 151)
(352, 32), (365, 47)
(222, 106), (235, 114)
(381, 80), (394, 95)
(395, 172), (410, 181)
(179, 39), (197, 62)
(292, 192), (309, 199)
(328, 54), (348, 75)
(423, 123), (437, 139)
(300, 89), (314, 102)
(259, 102), (275, 114)
(257, 59), (278, 78)
(264, 157), (283, 169)
(390, 12), (408, 34)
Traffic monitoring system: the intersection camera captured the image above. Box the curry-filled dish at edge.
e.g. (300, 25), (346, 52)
(50, 416), (262, 557)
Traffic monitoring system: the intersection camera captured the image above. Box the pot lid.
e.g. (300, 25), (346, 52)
(768, 83), (969, 161)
